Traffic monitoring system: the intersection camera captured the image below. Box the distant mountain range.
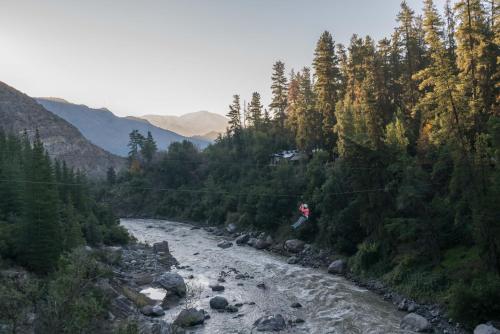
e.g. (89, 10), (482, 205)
(0, 82), (124, 178)
(137, 111), (228, 139)
(36, 98), (210, 157)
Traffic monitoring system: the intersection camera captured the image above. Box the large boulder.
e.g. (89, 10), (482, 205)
(137, 319), (174, 334)
(400, 313), (431, 332)
(284, 239), (305, 253)
(209, 283), (225, 292)
(152, 241), (170, 254)
(173, 308), (205, 327)
(254, 239), (270, 250)
(209, 296), (229, 310)
(154, 272), (186, 297)
(226, 223), (237, 233)
(474, 324), (500, 334)
(253, 314), (286, 332)
(141, 305), (165, 317)
(236, 234), (250, 245)
(327, 259), (347, 275)
(217, 240), (233, 249)
(247, 238), (259, 247)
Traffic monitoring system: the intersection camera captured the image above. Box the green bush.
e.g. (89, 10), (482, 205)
(103, 225), (131, 245)
(351, 241), (381, 274)
(448, 274), (500, 327)
(36, 248), (109, 334)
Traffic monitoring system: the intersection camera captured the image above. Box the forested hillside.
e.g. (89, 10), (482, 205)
(106, 0), (500, 327)
(0, 130), (131, 332)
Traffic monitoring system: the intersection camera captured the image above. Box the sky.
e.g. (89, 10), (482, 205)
(0, 0), (446, 117)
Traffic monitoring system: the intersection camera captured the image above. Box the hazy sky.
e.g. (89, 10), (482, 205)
(0, 0), (445, 117)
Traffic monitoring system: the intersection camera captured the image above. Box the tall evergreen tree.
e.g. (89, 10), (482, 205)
(269, 61), (288, 129)
(226, 94), (242, 135)
(455, 0), (497, 136)
(414, 0), (465, 147)
(141, 131), (157, 164)
(19, 131), (62, 274)
(247, 92), (263, 128)
(295, 67), (321, 151)
(313, 31), (340, 151)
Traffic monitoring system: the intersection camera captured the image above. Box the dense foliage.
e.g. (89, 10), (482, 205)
(106, 0), (499, 327)
(0, 129), (130, 273)
(0, 130), (131, 333)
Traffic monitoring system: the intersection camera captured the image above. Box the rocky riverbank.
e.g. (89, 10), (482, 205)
(200, 223), (498, 334)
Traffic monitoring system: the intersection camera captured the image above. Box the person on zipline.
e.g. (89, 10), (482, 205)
(292, 203), (310, 229)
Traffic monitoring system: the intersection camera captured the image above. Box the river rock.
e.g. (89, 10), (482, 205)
(210, 284), (225, 292)
(217, 240), (233, 249)
(154, 272), (186, 297)
(225, 305), (238, 313)
(328, 259), (347, 275)
(210, 296), (229, 310)
(287, 256), (299, 264)
(173, 308), (205, 327)
(141, 305), (165, 317)
(291, 302), (302, 308)
(137, 319), (173, 334)
(474, 324), (500, 334)
(256, 282), (267, 289)
(284, 239), (305, 253)
(253, 314), (286, 332)
(254, 239), (270, 250)
(226, 223), (237, 233)
(236, 234), (250, 245)
(153, 241), (170, 254)
(110, 295), (136, 319)
(400, 313), (431, 332)
(247, 237), (258, 247)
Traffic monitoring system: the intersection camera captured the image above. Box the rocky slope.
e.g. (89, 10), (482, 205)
(139, 111), (228, 139)
(0, 81), (124, 178)
(36, 98), (209, 157)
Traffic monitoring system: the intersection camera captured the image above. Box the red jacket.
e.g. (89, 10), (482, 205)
(299, 205), (310, 218)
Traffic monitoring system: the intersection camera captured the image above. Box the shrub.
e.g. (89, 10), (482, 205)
(448, 274), (500, 327)
(35, 248), (109, 334)
(103, 225), (131, 245)
(351, 241), (381, 274)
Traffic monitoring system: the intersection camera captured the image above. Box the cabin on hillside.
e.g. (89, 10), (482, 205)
(270, 150), (307, 166)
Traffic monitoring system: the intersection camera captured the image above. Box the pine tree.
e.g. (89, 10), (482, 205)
(295, 67), (321, 151)
(19, 130), (62, 273)
(444, 0), (458, 62)
(285, 70), (301, 134)
(269, 61), (288, 129)
(107, 167), (116, 185)
(226, 94), (242, 135)
(60, 199), (84, 252)
(396, 1), (425, 112)
(414, 0), (465, 147)
(247, 92), (263, 128)
(141, 131), (157, 164)
(313, 31), (340, 150)
(455, 0), (497, 135)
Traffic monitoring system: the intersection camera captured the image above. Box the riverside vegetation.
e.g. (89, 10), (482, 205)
(0, 130), (132, 333)
(103, 0), (500, 330)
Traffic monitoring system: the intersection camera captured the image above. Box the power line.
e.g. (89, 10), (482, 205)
(0, 178), (388, 199)
(0, 149), (384, 170)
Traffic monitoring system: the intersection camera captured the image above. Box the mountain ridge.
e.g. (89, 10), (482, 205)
(139, 111), (228, 138)
(0, 81), (125, 178)
(36, 98), (209, 157)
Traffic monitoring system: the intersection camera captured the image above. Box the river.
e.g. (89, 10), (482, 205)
(121, 218), (414, 334)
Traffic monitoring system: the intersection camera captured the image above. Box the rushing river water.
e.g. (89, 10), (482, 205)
(121, 219), (413, 334)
